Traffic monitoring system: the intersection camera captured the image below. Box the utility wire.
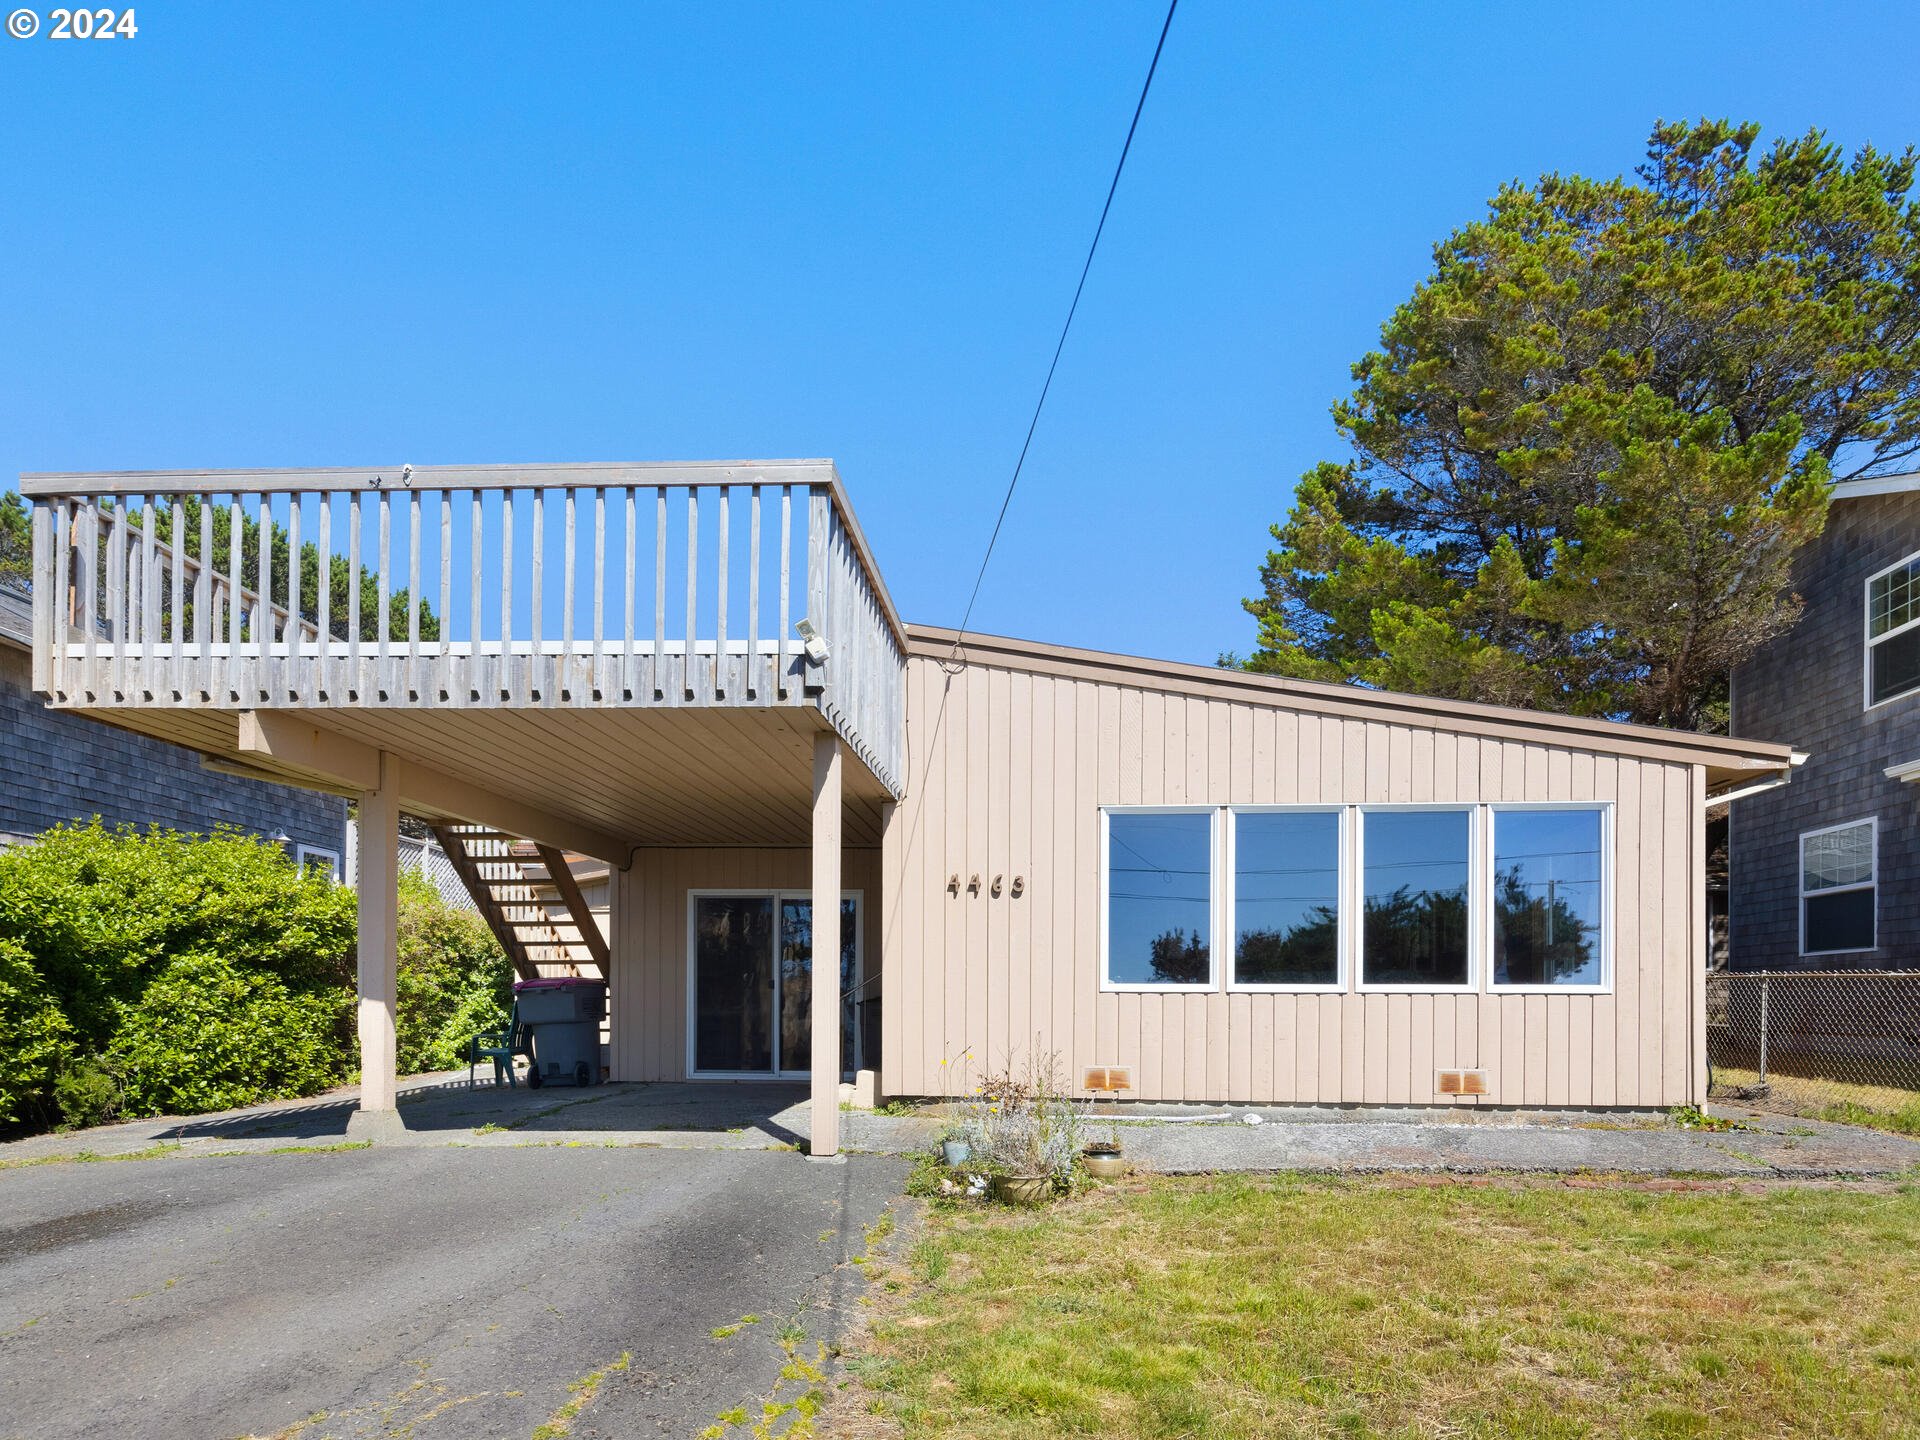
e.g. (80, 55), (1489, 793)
(945, 0), (1180, 662)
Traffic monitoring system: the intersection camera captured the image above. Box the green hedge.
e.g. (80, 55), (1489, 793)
(0, 822), (512, 1133)
(395, 869), (513, 1074)
(0, 937), (71, 1125)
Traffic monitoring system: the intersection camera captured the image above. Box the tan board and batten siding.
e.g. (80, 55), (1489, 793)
(607, 622), (1787, 1108)
(611, 847), (882, 1081)
(871, 629), (1784, 1111)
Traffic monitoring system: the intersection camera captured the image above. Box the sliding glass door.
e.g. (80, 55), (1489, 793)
(691, 892), (859, 1077)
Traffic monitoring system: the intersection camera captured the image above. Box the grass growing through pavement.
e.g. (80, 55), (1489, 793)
(844, 1173), (1920, 1439)
(530, 1351), (630, 1440)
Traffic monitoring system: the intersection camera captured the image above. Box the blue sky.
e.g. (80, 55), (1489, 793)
(6, 1), (1920, 663)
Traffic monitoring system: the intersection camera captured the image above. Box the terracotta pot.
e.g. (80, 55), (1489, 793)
(991, 1173), (1052, 1206)
(1082, 1150), (1125, 1179)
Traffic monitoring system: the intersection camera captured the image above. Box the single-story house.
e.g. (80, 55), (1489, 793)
(21, 461), (1794, 1152)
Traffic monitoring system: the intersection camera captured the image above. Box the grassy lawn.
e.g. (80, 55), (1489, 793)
(842, 1174), (1920, 1439)
(1711, 1065), (1920, 1137)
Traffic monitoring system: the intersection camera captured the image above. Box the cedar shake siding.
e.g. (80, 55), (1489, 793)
(1730, 489), (1920, 971)
(1, 589), (346, 857)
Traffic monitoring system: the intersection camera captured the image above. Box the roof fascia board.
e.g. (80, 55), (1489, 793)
(909, 626), (1794, 777)
(1829, 472), (1920, 502)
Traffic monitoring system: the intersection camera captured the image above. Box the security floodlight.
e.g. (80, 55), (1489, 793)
(794, 617), (829, 664)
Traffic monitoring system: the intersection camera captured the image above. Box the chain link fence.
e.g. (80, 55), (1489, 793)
(1706, 971), (1920, 1125)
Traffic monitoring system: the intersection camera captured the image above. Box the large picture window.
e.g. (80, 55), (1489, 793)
(1102, 809), (1214, 989)
(1491, 807), (1606, 988)
(1801, 820), (1876, 956)
(1867, 550), (1920, 706)
(1100, 801), (1611, 995)
(1359, 809), (1472, 988)
(1231, 809), (1341, 987)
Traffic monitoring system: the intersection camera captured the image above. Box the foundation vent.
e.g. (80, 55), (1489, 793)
(1435, 1069), (1489, 1097)
(1084, 1066), (1132, 1094)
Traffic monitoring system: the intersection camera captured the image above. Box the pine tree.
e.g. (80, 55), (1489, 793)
(1241, 120), (1920, 730)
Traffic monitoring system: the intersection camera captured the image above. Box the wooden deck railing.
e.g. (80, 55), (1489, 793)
(24, 461), (906, 794)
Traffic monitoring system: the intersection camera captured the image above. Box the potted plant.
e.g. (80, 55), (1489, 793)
(1082, 1122), (1124, 1179)
(990, 1166), (1053, 1206)
(971, 1054), (1079, 1205)
(937, 1123), (972, 1167)
(934, 1045), (978, 1168)
(984, 1106), (1053, 1205)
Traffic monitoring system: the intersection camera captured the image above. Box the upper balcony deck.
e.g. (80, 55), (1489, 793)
(23, 461), (905, 799)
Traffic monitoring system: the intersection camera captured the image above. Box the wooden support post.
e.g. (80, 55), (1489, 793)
(810, 732), (843, 1161)
(348, 752), (404, 1142)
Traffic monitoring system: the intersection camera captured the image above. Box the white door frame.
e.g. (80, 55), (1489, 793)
(685, 889), (864, 1081)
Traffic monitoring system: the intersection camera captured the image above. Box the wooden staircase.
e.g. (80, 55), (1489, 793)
(432, 824), (610, 983)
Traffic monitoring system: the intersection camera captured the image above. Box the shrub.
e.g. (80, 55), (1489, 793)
(0, 936), (72, 1126)
(394, 870), (512, 1073)
(0, 823), (514, 1132)
(106, 952), (355, 1116)
(0, 821), (356, 1051)
(52, 1055), (122, 1131)
(955, 1054), (1082, 1189)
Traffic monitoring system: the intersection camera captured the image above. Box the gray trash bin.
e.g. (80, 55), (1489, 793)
(514, 978), (606, 1088)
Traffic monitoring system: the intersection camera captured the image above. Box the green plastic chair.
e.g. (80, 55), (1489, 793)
(469, 1003), (533, 1088)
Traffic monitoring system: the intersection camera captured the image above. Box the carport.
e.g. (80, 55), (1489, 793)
(23, 460), (907, 1158)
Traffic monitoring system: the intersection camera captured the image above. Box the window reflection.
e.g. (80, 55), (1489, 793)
(1107, 812), (1212, 985)
(1492, 809), (1604, 986)
(1361, 810), (1470, 986)
(1233, 811), (1339, 985)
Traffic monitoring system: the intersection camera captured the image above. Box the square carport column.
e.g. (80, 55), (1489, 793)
(809, 732), (844, 1161)
(346, 751), (405, 1143)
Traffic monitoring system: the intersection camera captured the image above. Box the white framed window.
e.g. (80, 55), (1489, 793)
(1866, 549), (1920, 707)
(295, 844), (341, 882)
(1100, 808), (1219, 991)
(1487, 804), (1610, 992)
(1226, 807), (1346, 992)
(1355, 806), (1477, 991)
(1800, 819), (1876, 956)
(1099, 802), (1614, 996)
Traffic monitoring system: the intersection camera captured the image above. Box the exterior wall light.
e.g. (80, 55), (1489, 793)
(794, 618), (829, 664)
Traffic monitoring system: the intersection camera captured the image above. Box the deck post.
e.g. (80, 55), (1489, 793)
(809, 732), (844, 1161)
(347, 751), (404, 1143)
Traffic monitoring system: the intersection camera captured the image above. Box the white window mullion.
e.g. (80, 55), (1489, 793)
(1344, 805), (1360, 992)
(1215, 807), (1231, 988)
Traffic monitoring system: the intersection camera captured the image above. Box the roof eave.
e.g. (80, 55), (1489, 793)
(909, 624), (1797, 783)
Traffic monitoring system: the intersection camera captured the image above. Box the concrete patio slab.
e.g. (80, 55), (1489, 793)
(1109, 1106), (1920, 1178)
(7, 1078), (1916, 1178)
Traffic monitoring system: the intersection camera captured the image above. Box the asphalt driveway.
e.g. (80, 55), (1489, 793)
(0, 1146), (908, 1440)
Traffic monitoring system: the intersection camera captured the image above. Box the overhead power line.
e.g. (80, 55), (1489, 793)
(946, 0), (1180, 658)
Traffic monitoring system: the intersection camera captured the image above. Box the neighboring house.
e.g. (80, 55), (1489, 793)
(0, 578), (347, 868)
(21, 462), (1795, 1152)
(1729, 475), (1920, 971)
